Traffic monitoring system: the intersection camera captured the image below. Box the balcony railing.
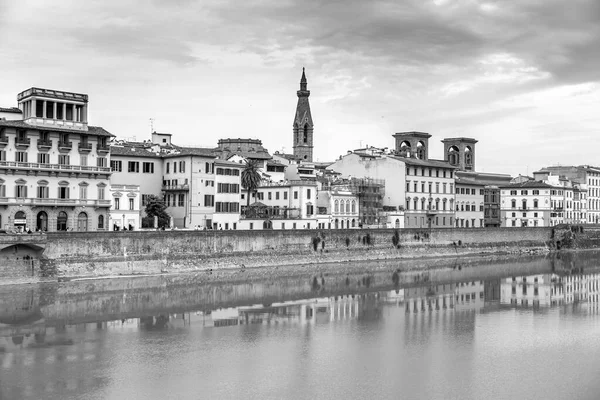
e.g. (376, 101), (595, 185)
(15, 137), (30, 147)
(58, 141), (73, 150)
(37, 139), (53, 150)
(78, 142), (92, 152)
(162, 184), (189, 191)
(0, 160), (111, 174)
(0, 197), (110, 207)
(97, 144), (110, 153)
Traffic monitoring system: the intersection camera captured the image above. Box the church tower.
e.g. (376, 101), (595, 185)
(293, 68), (314, 162)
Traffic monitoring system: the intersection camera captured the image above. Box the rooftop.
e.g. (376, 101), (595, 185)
(501, 181), (556, 189)
(17, 87), (88, 102)
(0, 107), (22, 114)
(389, 155), (456, 169)
(0, 119), (113, 137)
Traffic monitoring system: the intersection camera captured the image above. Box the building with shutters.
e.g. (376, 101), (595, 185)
(0, 87), (113, 232)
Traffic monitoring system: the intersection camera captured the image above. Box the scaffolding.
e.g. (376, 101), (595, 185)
(347, 178), (385, 226)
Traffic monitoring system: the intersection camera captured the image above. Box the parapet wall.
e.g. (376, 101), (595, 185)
(37, 227), (555, 278)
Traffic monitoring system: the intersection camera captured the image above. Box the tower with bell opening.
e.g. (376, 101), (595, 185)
(292, 68), (314, 162)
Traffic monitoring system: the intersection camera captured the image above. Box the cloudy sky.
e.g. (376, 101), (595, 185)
(1, 0), (599, 176)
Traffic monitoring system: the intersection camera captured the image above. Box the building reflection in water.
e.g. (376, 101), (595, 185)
(403, 281), (486, 314)
(500, 272), (600, 309)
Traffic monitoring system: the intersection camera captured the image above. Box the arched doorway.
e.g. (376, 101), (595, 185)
(57, 211), (68, 231)
(14, 211), (27, 232)
(352, 219), (355, 228)
(36, 211), (48, 232)
(395, 219), (400, 228)
(262, 220), (272, 230)
(335, 219), (339, 229)
(98, 215), (104, 230)
(77, 212), (88, 231)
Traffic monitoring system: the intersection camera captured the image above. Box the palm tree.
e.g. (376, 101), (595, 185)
(241, 159), (262, 208)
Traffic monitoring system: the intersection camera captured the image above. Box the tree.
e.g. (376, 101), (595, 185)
(144, 194), (170, 228)
(241, 159), (262, 208)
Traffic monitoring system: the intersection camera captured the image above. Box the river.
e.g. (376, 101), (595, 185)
(2, 252), (600, 400)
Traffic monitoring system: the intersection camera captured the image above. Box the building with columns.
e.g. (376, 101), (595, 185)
(0, 87), (112, 232)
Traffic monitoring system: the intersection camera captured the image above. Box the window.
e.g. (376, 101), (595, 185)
(510, 190), (517, 195)
(126, 161), (139, 173)
(511, 199), (516, 208)
(110, 160), (122, 171)
(97, 157), (107, 168)
(0, 150), (5, 161)
(143, 162), (154, 173)
(521, 190), (528, 195)
(16, 151), (27, 163)
(533, 199), (539, 208)
(98, 215), (104, 229)
(80, 155), (88, 166)
(59, 155), (70, 165)
(37, 153), (50, 164)
(37, 186), (49, 198)
(130, 198), (135, 210)
(533, 190), (540, 195)
(58, 187), (70, 199)
(115, 198), (120, 210)
(178, 194), (184, 207)
(166, 163), (170, 174)
(294, 191), (298, 200)
(268, 192), (272, 200)
(284, 192), (288, 200)
(15, 183), (27, 198)
(79, 186), (87, 200)
(307, 189), (312, 199)
(98, 186), (105, 200)
(179, 161), (185, 173)
(275, 192), (280, 200)
(204, 194), (214, 207)
(174, 162), (177, 173)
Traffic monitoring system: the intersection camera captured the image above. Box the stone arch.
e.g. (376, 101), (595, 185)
(77, 211), (88, 231)
(36, 211), (48, 232)
(448, 146), (459, 166)
(351, 200), (356, 213)
(57, 211), (68, 231)
(465, 146), (473, 169)
(416, 141), (426, 160)
(399, 141), (411, 157)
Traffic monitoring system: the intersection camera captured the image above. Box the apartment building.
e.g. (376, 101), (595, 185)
(0, 87), (112, 231)
(500, 181), (553, 227)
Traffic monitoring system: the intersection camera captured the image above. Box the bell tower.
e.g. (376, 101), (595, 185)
(293, 68), (314, 162)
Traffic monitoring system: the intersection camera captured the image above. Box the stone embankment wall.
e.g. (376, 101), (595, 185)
(38, 227), (556, 278)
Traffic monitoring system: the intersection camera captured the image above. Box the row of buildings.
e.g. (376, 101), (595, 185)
(1, 71), (598, 232)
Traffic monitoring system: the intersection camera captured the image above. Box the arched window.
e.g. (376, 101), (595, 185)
(57, 211), (68, 231)
(399, 141), (411, 157)
(351, 201), (356, 213)
(334, 200), (339, 213)
(77, 212), (88, 231)
(443, 198), (447, 211)
(465, 146), (473, 169)
(303, 124), (308, 143)
(352, 219), (356, 227)
(416, 141), (426, 160)
(435, 198), (440, 211)
(98, 214), (104, 229)
(345, 201), (350, 213)
(421, 198), (426, 210)
(36, 211), (48, 232)
(448, 146), (459, 166)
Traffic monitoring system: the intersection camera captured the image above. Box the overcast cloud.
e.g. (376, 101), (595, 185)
(0, 0), (598, 175)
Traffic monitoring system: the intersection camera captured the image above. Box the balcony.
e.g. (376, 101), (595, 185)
(31, 198), (112, 207)
(37, 139), (53, 150)
(15, 137), (30, 148)
(97, 144), (110, 154)
(162, 184), (189, 191)
(58, 141), (73, 151)
(0, 160), (111, 175)
(78, 142), (92, 153)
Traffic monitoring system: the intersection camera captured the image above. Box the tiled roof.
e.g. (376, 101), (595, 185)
(0, 107), (22, 113)
(162, 146), (216, 158)
(110, 145), (161, 158)
(215, 159), (244, 167)
(389, 155), (456, 169)
(266, 160), (287, 167)
(500, 181), (555, 189)
(221, 150), (272, 160)
(0, 119), (114, 137)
